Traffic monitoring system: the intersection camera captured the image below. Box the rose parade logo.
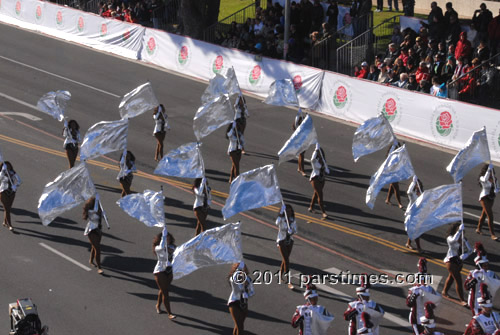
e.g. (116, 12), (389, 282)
(15, 1), (21, 15)
(293, 75), (303, 92)
(178, 45), (189, 66)
(333, 86), (348, 109)
(77, 16), (85, 32)
(100, 23), (107, 37)
(146, 37), (156, 55)
(430, 106), (458, 142)
(35, 5), (42, 20)
(435, 111), (453, 136)
(56, 10), (63, 25)
(122, 30), (131, 41)
(212, 55), (224, 74)
(382, 98), (398, 122)
(248, 65), (262, 86)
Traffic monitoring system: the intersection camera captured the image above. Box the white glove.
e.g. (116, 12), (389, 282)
(413, 287), (421, 296)
(460, 253), (469, 261)
(459, 223), (465, 232)
(202, 177), (207, 185)
(489, 163), (494, 170)
(472, 270), (482, 280)
(287, 227), (294, 235)
(280, 204), (286, 215)
(64, 119), (68, 128)
(412, 175), (418, 183)
(325, 167), (330, 175)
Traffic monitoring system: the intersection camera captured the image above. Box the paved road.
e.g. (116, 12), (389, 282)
(0, 22), (499, 335)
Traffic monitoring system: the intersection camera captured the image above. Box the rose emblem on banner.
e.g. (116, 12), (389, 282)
(249, 65), (262, 85)
(382, 98), (397, 122)
(212, 55), (224, 74)
(35, 5), (42, 20)
(77, 16), (85, 32)
(15, 1), (21, 15)
(333, 86), (348, 109)
(178, 46), (189, 65)
(293, 75), (303, 92)
(100, 23), (107, 37)
(56, 11), (63, 25)
(436, 111), (453, 136)
(122, 30), (130, 41)
(146, 37), (156, 55)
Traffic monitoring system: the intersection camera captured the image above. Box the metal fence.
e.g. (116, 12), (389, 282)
(310, 12), (373, 71)
(335, 15), (399, 75)
(203, 1), (267, 43)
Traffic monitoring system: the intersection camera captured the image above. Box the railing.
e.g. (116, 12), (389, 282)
(335, 15), (399, 75)
(310, 12), (373, 71)
(202, 1), (267, 43)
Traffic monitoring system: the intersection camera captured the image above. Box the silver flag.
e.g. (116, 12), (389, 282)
(38, 163), (96, 226)
(36, 90), (71, 122)
(172, 222), (242, 280)
(201, 67), (240, 103)
(154, 142), (204, 178)
(0, 146), (3, 163)
(116, 190), (164, 227)
(193, 94), (234, 141)
(222, 164), (282, 219)
(366, 145), (415, 209)
(446, 127), (491, 183)
(404, 184), (462, 240)
(278, 114), (318, 164)
(483, 274), (500, 299)
(118, 82), (159, 119)
(352, 114), (395, 162)
(263, 79), (299, 107)
(80, 119), (128, 161)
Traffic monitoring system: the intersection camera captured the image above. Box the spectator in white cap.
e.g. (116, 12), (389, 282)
(464, 283), (500, 335)
(355, 62), (369, 79)
(292, 282), (334, 335)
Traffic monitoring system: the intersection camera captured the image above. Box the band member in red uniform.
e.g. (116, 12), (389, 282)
(419, 302), (443, 335)
(344, 275), (384, 335)
(407, 258), (437, 335)
(465, 243), (499, 316)
(464, 283), (500, 335)
(292, 282), (334, 335)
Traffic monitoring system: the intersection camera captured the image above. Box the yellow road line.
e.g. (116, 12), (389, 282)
(0, 133), (470, 276)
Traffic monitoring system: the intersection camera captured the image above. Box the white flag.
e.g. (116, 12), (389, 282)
(38, 163), (96, 226)
(0, 146), (3, 163)
(193, 94), (234, 141)
(80, 119), (128, 161)
(366, 145), (415, 209)
(278, 114), (318, 164)
(352, 114), (395, 162)
(446, 127), (491, 183)
(36, 90), (71, 122)
(405, 184), (462, 240)
(264, 79), (299, 107)
(154, 142), (204, 178)
(119, 83), (159, 119)
(201, 67), (240, 103)
(172, 222), (242, 280)
(116, 190), (164, 227)
(222, 164), (282, 219)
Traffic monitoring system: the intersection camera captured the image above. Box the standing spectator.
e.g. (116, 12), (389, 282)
(321, 23), (332, 40)
(290, 1), (300, 26)
(441, 56), (456, 82)
(422, 2), (444, 41)
(468, 23), (480, 49)
(474, 39), (491, 63)
(391, 26), (404, 46)
(473, 3), (493, 43)
(431, 53), (445, 79)
(311, 0), (324, 33)
(149, 0), (161, 29)
(299, 0), (313, 36)
(444, 2), (458, 26)
(388, 0), (399, 12)
(445, 14), (462, 50)
(376, 0), (383, 12)
(477, 62), (497, 104)
(455, 32), (472, 63)
(403, 0), (415, 17)
(326, 0), (339, 31)
(452, 56), (468, 81)
(355, 61), (369, 78)
(458, 67), (478, 102)
(488, 9), (500, 61)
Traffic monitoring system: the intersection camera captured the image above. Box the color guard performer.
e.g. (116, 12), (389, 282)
(407, 258), (437, 335)
(465, 243), (499, 316)
(293, 108), (307, 177)
(228, 261), (254, 335)
(464, 283), (500, 335)
(226, 120), (244, 183)
(476, 164), (499, 240)
(0, 161), (21, 231)
(344, 276), (384, 335)
(276, 203), (298, 290)
(82, 195), (109, 274)
(153, 104), (169, 162)
(234, 95), (248, 155)
(308, 143), (329, 219)
(152, 227), (176, 319)
(62, 119), (81, 168)
(357, 312), (374, 334)
(118, 150), (137, 197)
(192, 177), (211, 236)
(405, 176), (423, 252)
(292, 282), (334, 335)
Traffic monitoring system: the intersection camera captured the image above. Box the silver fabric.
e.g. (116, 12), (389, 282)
(263, 79), (299, 107)
(366, 145), (415, 209)
(420, 289), (442, 305)
(116, 190), (164, 227)
(483, 274), (500, 299)
(154, 142), (204, 178)
(201, 67), (240, 103)
(36, 90), (71, 122)
(352, 114), (395, 162)
(278, 114), (317, 164)
(404, 184), (462, 240)
(172, 222), (242, 280)
(193, 94), (234, 141)
(446, 127), (491, 183)
(118, 82), (159, 119)
(38, 163), (96, 226)
(0, 146), (3, 163)
(80, 119), (128, 161)
(222, 164), (283, 219)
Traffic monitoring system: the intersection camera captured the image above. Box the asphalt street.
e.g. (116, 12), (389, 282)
(0, 22), (499, 335)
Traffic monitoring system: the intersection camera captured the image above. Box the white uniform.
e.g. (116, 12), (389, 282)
(345, 300), (384, 335)
(292, 304), (334, 335)
(234, 97), (249, 120)
(443, 229), (462, 263)
(466, 269), (499, 316)
(406, 178), (420, 208)
(471, 312), (500, 334)
(227, 126), (244, 154)
(275, 216), (298, 244)
(407, 284), (436, 328)
(0, 168), (21, 193)
(153, 110), (169, 135)
(227, 275), (255, 305)
(62, 127), (81, 148)
(193, 180), (211, 209)
(153, 228), (174, 274)
(84, 208), (101, 236)
(479, 168), (495, 200)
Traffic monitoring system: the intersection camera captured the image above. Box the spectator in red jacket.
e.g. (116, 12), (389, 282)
(459, 67), (477, 101)
(415, 61), (429, 83)
(488, 9), (500, 59)
(101, 4), (112, 18)
(354, 61), (369, 78)
(455, 31), (473, 63)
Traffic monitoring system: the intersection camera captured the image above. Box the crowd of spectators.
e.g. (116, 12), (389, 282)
(97, 0), (174, 29)
(354, 1), (500, 106)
